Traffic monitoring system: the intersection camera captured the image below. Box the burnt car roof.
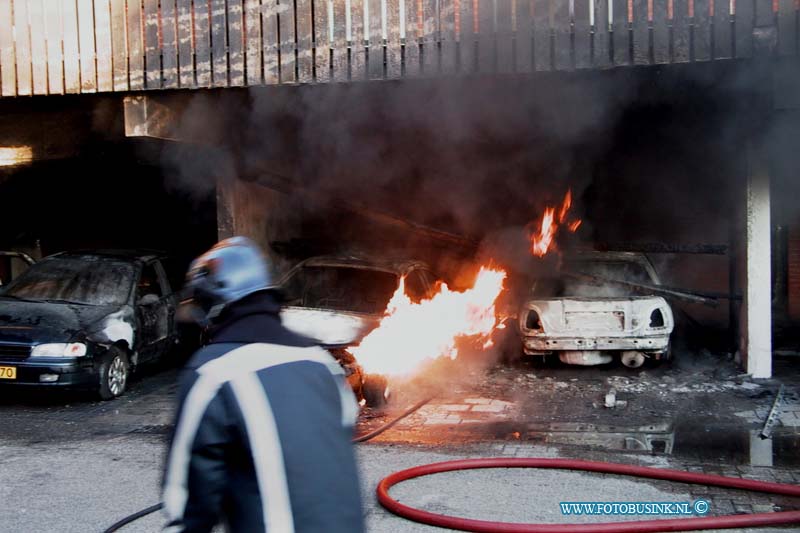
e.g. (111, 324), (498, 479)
(564, 250), (652, 262)
(284, 255), (431, 278)
(50, 249), (166, 263)
(561, 251), (660, 284)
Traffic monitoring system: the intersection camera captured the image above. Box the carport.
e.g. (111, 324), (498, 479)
(0, 0), (798, 377)
(2, 2), (800, 530)
(118, 60), (799, 380)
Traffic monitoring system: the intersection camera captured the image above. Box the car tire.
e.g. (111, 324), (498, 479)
(362, 374), (389, 408)
(98, 348), (130, 400)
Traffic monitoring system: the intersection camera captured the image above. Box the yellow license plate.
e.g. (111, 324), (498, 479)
(0, 366), (17, 379)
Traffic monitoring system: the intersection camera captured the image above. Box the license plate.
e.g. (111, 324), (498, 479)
(0, 366), (16, 379)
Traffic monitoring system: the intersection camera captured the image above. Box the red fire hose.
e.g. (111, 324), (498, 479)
(377, 457), (800, 532)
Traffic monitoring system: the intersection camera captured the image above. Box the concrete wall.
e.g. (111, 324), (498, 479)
(216, 177), (301, 278)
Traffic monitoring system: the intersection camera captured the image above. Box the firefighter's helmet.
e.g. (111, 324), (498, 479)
(181, 236), (274, 325)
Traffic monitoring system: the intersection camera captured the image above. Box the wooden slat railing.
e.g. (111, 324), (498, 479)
(0, 0), (797, 97)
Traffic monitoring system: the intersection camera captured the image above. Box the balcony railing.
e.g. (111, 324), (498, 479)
(0, 0), (796, 97)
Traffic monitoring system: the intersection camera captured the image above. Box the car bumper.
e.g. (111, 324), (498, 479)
(522, 334), (671, 354)
(0, 359), (98, 387)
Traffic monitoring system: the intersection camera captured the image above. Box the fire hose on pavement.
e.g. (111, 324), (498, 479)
(105, 398), (800, 533)
(377, 458), (800, 533)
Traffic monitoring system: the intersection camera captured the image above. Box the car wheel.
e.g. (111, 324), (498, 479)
(620, 350), (647, 368)
(98, 348), (130, 400)
(362, 374), (389, 408)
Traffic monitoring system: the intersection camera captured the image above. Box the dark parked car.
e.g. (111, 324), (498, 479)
(0, 250), (179, 399)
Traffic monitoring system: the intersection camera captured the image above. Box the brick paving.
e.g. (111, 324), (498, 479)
(354, 355), (800, 525)
(0, 349), (797, 530)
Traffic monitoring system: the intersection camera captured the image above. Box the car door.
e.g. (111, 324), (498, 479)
(135, 261), (173, 362)
(153, 260), (178, 345)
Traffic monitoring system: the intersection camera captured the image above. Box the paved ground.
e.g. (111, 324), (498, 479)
(0, 351), (798, 532)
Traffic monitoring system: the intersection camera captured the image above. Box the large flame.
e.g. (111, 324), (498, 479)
(349, 190), (580, 378)
(350, 267), (507, 377)
(530, 189), (581, 257)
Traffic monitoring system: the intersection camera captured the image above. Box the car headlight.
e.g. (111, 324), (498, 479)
(31, 343), (87, 358)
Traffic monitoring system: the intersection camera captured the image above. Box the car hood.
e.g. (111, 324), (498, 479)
(0, 299), (121, 345)
(280, 306), (380, 347)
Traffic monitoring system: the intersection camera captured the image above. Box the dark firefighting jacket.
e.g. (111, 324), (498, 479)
(162, 292), (364, 533)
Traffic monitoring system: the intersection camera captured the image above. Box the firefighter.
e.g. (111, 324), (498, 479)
(162, 237), (364, 533)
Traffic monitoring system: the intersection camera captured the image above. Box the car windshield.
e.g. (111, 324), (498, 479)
(532, 260), (655, 298)
(0, 256), (134, 306)
(282, 266), (399, 314)
(568, 260), (654, 284)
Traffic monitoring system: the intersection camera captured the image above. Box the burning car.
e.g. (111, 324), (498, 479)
(278, 255), (439, 405)
(519, 251), (674, 368)
(0, 250), (179, 399)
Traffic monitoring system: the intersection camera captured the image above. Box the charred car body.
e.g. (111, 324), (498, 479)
(519, 252), (674, 367)
(278, 255), (438, 405)
(0, 251), (178, 399)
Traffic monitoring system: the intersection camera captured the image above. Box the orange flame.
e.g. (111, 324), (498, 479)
(530, 207), (557, 257)
(530, 189), (581, 257)
(350, 267), (507, 377)
(558, 189), (572, 223)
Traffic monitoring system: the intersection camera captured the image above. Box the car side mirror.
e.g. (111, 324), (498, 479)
(139, 293), (160, 306)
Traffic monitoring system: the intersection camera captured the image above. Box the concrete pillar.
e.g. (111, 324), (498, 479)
(215, 176), (294, 277)
(216, 178), (235, 241)
(741, 144), (772, 378)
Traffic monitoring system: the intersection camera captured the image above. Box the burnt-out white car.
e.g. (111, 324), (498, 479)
(519, 252), (674, 368)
